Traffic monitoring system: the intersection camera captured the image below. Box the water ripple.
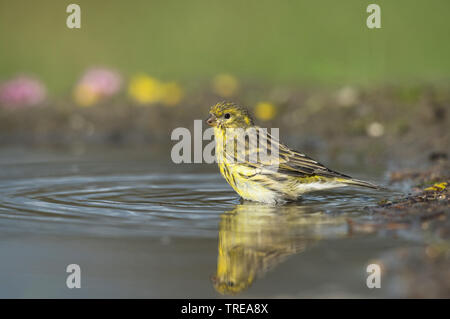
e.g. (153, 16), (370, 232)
(0, 173), (239, 236)
(0, 169), (393, 238)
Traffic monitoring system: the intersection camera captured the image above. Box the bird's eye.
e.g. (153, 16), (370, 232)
(224, 113), (231, 119)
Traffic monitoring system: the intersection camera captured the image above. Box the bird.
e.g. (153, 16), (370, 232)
(206, 101), (381, 204)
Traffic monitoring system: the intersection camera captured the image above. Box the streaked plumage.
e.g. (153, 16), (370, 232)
(206, 102), (380, 204)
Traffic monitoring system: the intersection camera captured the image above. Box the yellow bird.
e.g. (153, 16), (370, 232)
(206, 101), (380, 204)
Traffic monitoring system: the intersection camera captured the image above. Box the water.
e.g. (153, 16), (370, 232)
(0, 147), (421, 298)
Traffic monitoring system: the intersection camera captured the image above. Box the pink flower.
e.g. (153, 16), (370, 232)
(80, 68), (122, 95)
(74, 68), (123, 106)
(0, 76), (46, 108)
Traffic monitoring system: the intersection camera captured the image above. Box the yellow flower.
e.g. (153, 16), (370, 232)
(128, 74), (162, 105)
(424, 182), (447, 192)
(73, 84), (100, 107)
(212, 74), (239, 98)
(161, 82), (183, 106)
(254, 102), (276, 121)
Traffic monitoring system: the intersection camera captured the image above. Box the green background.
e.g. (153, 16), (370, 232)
(1, 0), (449, 92)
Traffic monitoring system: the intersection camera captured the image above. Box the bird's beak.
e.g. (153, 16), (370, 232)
(206, 114), (217, 127)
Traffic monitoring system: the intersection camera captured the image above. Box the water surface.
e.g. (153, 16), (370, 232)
(0, 147), (419, 298)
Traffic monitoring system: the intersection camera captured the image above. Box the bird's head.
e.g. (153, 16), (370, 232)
(206, 102), (254, 129)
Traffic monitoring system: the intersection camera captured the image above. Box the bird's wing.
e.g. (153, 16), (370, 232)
(223, 128), (350, 179)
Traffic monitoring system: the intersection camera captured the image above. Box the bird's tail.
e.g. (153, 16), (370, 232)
(336, 177), (382, 190)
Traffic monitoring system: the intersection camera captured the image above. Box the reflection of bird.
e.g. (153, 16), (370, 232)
(211, 203), (331, 295)
(206, 102), (380, 204)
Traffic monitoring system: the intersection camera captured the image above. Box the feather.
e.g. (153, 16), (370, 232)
(221, 127), (380, 189)
(211, 103), (382, 202)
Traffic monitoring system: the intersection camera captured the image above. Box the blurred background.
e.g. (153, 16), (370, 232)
(0, 0), (449, 298)
(0, 0), (448, 161)
(2, 0), (450, 88)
